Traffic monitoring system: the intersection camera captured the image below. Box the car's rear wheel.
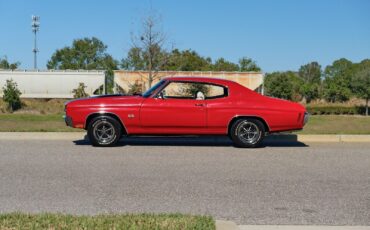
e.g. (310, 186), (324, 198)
(87, 116), (122, 147)
(230, 118), (265, 148)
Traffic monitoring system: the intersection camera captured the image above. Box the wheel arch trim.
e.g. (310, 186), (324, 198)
(227, 115), (270, 135)
(85, 112), (128, 135)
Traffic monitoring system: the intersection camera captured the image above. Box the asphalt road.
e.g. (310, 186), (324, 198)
(0, 137), (369, 225)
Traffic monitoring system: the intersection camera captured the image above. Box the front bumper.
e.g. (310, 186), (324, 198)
(64, 115), (73, 127)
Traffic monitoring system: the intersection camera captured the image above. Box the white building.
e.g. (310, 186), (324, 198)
(0, 70), (105, 98)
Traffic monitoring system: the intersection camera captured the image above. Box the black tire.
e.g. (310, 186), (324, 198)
(229, 118), (265, 148)
(87, 116), (122, 147)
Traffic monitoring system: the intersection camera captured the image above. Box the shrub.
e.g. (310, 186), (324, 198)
(2, 79), (22, 112)
(72, 82), (89, 98)
(306, 105), (365, 115)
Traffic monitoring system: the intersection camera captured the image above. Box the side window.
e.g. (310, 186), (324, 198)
(206, 84), (228, 99)
(161, 82), (194, 99)
(160, 82), (228, 100)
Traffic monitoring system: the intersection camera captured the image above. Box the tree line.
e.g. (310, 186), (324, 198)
(45, 40), (260, 90)
(0, 57), (20, 70)
(264, 59), (370, 115)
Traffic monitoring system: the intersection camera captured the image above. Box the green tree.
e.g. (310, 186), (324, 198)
(299, 61), (321, 83)
(2, 79), (22, 112)
(122, 47), (262, 74)
(323, 58), (353, 102)
(298, 61), (322, 103)
(323, 76), (352, 102)
(0, 57), (20, 70)
(162, 49), (213, 71)
(121, 47), (146, 70)
(158, 51), (261, 72)
(351, 64), (370, 115)
(213, 58), (239, 71)
(238, 57), (261, 72)
(264, 71), (303, 101)
(122, 12), (170, 89)
(47, 37), (118, 93)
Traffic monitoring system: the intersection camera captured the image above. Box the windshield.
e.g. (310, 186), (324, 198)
(142, 80), (167, 98)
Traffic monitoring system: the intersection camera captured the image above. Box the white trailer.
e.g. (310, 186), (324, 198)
(0, 70), (105, 98)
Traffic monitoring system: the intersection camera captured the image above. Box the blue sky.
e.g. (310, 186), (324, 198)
(0, 0), (369, 72)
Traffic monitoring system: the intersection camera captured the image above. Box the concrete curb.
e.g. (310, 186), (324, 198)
(238, 225), (370, 230)
(0, 132), (85, 140)
(266, 134), (370, 143)
(0, 132), (369, 143)
(216, 220), (239, 230)
(216, 220), (370, 230)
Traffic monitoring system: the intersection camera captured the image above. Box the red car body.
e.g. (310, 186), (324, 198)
(65, 77), (308, 145)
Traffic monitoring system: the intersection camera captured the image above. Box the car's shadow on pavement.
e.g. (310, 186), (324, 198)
(73, 134), (308, 148)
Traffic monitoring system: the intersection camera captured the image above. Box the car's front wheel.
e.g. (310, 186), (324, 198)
(87, 116), (122, 147)
(230, 118), (265, 148)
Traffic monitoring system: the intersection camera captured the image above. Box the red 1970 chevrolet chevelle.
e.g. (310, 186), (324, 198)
(64, 77), (308, 147)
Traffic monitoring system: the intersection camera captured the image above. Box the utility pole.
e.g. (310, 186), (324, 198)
(31, 15), (40, 70)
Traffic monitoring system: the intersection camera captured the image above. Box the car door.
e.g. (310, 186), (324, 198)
(140, 81), (207, 128)
(201, 83), (232, 130)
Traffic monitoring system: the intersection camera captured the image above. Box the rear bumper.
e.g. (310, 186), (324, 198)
(64, 115), (73, 127)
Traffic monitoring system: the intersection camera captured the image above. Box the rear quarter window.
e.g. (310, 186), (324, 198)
(206, 84), (228, 99)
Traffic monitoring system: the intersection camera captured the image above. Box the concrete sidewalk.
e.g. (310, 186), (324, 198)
(216, 220), (370, 230)
(238, 225), (370, 230)
(267, 134), (370, 143)
(0, 132), (369, 143)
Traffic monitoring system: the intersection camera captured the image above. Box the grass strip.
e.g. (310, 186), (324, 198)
(0, 213), (215, 230)
(0, 114), (81, 132)
(295, 115), (370, 134)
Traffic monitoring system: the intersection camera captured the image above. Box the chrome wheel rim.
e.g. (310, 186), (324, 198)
(237, 121), (261, 144)
(93, 121), (115, 144)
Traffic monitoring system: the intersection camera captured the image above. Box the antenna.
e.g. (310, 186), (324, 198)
(31, 15), (40, 69)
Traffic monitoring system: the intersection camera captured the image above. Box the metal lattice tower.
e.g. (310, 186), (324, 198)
(31, 15), (40, 69)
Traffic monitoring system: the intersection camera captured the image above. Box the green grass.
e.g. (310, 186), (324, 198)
(0, 114), (81, 132)
(0, 213), (215, 230)
(296, 115), (370, 134)
(1, 114), (370, 134)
